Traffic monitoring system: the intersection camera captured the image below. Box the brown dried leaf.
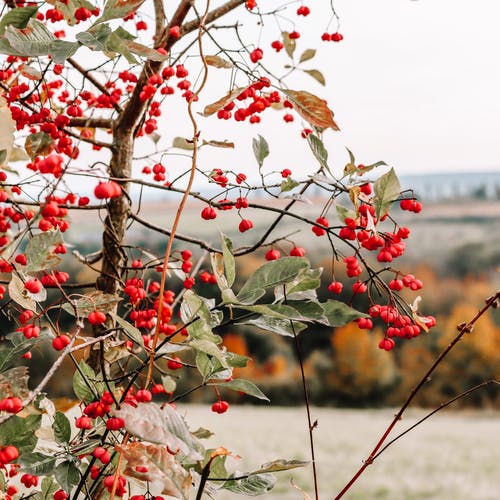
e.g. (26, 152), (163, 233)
(284, 89), (340, 131)
(202, 139), (234, 149)
(205, 55), (233, 69)
(25, 132), (54, 159)
(202, 86), (247, 116)
(20, 64), (42, 80)
(117, 442), (192, 498)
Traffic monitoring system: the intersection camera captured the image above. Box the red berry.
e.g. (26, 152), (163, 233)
(238, 219), (253, 233)
(290, 246), (306, 257)
(167, 357), (183, 370)
(183, 277), (195, 289)
(378, 338), (395, 351)
(75, 416), (93, 429)
(352, 281), (367, 294)
(250, 48), (263, 64)
(389, 279), (403, 291)
(181, 249), (192, 261)
(271, 40), (284, 52)
(52, 334), (70, 351)
(321, 32), (331, 41)
(328, 281), (343, 294)
(331, 32), (343, 42)
(24, 279), (42, 294)
(211, 400), (229, 414)
(281, 168), (292, 178)
(201, 206), (217, 220)
(135, 389), (152, 402)
(265, 249), (281, 261)
(94, 181), (121, 199)
(169, 25), (180, 38)
(88, 311), (106, 325)
(106, 417), (125, 431)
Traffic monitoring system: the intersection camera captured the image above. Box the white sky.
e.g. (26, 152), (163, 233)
(16, 0), (499, 197)
(312, 0), (500, 174)
(178, 0), (500, 180)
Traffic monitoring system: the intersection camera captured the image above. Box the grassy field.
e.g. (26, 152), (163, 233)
(183, 405), (500, 499)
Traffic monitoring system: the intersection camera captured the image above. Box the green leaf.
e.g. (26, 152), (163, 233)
(0, 332), (42, 372)
(50, 39), (79, 63)
(94, 0), (145, 24)
(252, 134), (269, 168)
(222, 234), (235, 288)
(0, 6), (38, 36)
(224, 472), (276, 495)
(287, 300), (328, 324)
(336, 204), (356, 223)
(190, 339), (228, 368)
(72, 361), (97, 403)
(256, 459), (309, 474)
(373, 167), (401, 218)
(307, 134), (329, 171)
(54, 461), (80, 493)
(105, 29), (137, 63)
(0, 366), (29, 400)
(299, 48), (316, 63)
(275, 267), (322, 301)
(25, 132), (54, 159)
(302, 68), (326, 86)
(19, 452), (57, 475)
(3, 20), (78, 62)
(322, 300), (368, 327)
(113, 402), (204, 460)
(76, 24), (112, 51)
(282, 31), (296, 59)
(112, 313), (144, 347)
(226, 351), (250, 368)
(62, 290), (121, 317)
(280, 177), (299, 193)
(243, 316), (307, 337)
(160, 375), (176, 394)
(237, 257), (310, 305)
(53, 411), (71, 445)
(181, 290), (221, 344)
(0, 414), (41, 454)
(25, 229), (63, 273)
(209, 379), (269, 401)
(196, 351), (213, 379)
(193, 428), (214, 440)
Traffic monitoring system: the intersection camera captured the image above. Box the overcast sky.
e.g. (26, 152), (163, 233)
(184, 0), (500, 180)
(56, 0), (500, 196)
(309, 0), (500, 174)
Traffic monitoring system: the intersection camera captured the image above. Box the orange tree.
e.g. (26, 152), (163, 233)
(0, 0), (449, 498)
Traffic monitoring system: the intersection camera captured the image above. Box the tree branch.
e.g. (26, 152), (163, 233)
(67, 58), (122, 114)
(67, 117), (114, 129)
(181, 0), (245, 36)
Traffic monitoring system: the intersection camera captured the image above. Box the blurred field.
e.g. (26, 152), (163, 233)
(183, 405), (500, 499)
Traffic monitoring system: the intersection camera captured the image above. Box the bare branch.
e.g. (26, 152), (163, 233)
(68, 58), (123, 114)
(181, 0), (245, 36)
